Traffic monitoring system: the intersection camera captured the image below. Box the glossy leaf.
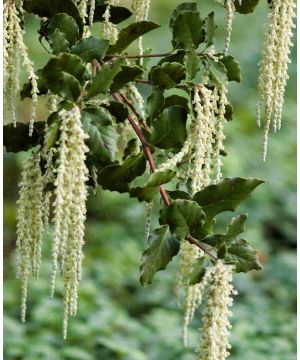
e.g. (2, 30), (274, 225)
(169, 2), (198, 28)
(140, 225), (180, 286)
(188, 257), (210, 285)
(71, 37), (109, 63)
(234, 0), (260, 14)
(20, 70), (48, 100)
(110, 65), (143, 92)
(104, 101), (129, 123)
(107, 21), (160, 54)
(184, 50), (200, 80)
(91, 2), (132, 24)
(149, 106), (187, 150)
(130, 170), (176, 202)
(43, 113), (60, 150)
(220, 55), (242, 82)
(147, 89), (164, 122)
(205, 58), (228, 85)
(205, 12), (216, 47)
(48, 29), (70, 54)
(193, 177), (265, 218)
(48, 13), (79, 46)
(149, 62), (186, 90)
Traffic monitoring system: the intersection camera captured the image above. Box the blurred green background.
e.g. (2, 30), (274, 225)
(4, 1), (296, 359)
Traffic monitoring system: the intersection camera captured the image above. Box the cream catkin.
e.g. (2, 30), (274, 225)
(16, 153), (45, 322)
(4, 0), (39, 133)
(103, 2), (119, 44)
(257, 0), (296, 161)
(144, 202), (153, 243)
(132, 0), (151, 59)
(196, 261), (237, 360)
(224, 0), (235, 55)
(50, 106), (89, 338)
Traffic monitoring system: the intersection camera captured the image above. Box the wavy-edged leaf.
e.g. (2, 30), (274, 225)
(97, 154), (146, 193)
(149, 62), (186, 90)
(91, 2), (132, 24)
(4, 122), (44, 153)
(48, 13), (79, 46)
(150, 106), (187, 150)
(81, 106), (113, 126)
(205, 12), (216, 47)
(163, 95), (189, 112)
(193, 177), (265, 218)
(107, 21), (160, 54)
(140, 225), (180, 286)
(147, 89), (164, 122)
(20, 70), (48, 100)
(103, 101), (129, 123)
(130, 170), (176, 202)
(167, 199), (206, 241)
(43, 113), (60, 150)
(234, 0), (260, 14)
(205, 58), (228, 85)
(188, 257), (211, 285)
(71, 37), (109, 63)
(169, 2), (198, 28)
(87, 59), (124, 97)
(184, 50), (200, 80)
(110, 65), (143, 92)
(220, 55), (241, 82)
(48, 29), (70, 54)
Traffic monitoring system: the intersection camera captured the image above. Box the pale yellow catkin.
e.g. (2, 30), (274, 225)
(257, 0), (296, 161)
(103, 2), (119, 44)
(16, 153), (44, 322)
(224, 0), (235, 55)
(50, 106), (89, 339)
(132, 0), (151, 60)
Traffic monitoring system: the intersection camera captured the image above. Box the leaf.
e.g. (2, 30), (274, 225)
(107, 21), (160, 54)
(20, 70), (48, 100)
(48, 29), (70, 54)
(157, 50), (186, 66)
(42, 53), (87, 100)
(48, 13), (79, 46)
(130, 170), (176, 202)
(43, 113), (60, 150)
(140, 225), (180, 286)
(225, 239), (262, 272)
(149, 106), (187, 150)
(184, 50), (200, 80)
(23, 0), (84, 36)
(167, 190), (191, 200)
(97, 154), (146, 193)
(4, 122), (44, 153)
(87, 59), (124, 97)
(205, 12), (216, 47)
(149, 62), (186, 90)
(103, 101), (129, 123)
(163, 95), (189, 112)
(169, 2), (198, 28)
(81, 106), (113, 126)
(82, 116), (118, 162)
(71, 37), (109, 63)
(147, 89), (164, 122)
(220, 55), (241, 82)
(234, 0), (260, 14)
(205, 58), (228, 85)
(172, 10), (204, 50)
(193, 177), (265, 218)
(203, 214), (248, 248)
(110, 65), (143, 92)
(225, 103), (233, 121)
(167, 199), (206, 241)
(188, 257), (210, 285)
(91, 3), (132, 24)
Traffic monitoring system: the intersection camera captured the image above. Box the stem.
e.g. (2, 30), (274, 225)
(105, 52), (172, 60)
(111, 92), (217, 260)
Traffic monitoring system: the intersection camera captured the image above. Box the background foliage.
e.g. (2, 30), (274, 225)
(4, 1), (296, 359)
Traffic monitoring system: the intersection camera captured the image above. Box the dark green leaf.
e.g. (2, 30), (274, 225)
(167, 199), (206, 240)
(157, 51), (186, 66)
(140, 225), (180, 286)
(149, 62), (186, 90)
(43, 113), (60, 150)
(188, 257), (210, 285)
(147, 89), (164, 122)
(150, 106), (187, 150)
(163, 95), (189, 112)
(169, 2), (198, 28)
(48, 13), (79, 46)
(103, 101), (129, 123)
(91, 3), (132, 24)
(205, 58), (228, 85)
(48, 29), (70, 54)
(71, 37), (109, 63)
(81, 106), (113, 126)
(97, 154), (146, 193)
(4, 122), (44, 153)
(167, 190), (191, 200)
(225, 103), (233, 121)
(217, 243), (227, 259)
(107, 21), (160, 54)
(193, 177), (265, 218)
(172, 10), (204, 50)
(23, 0), (84, 36)
(87, 59), (124, 97)
(42, 53), (87, 100)
(184, 50), (200, 80)
(234, 0), (260, 14)
(225, 239), (262, 272)
(110, 65), (143, 92)
(130, 170), (176, 202)
(82, 116), (118, 162)
(220, 55), (241, 82)
(205, 12), (216, 47)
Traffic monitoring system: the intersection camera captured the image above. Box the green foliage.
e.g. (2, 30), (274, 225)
(70, 37), (109, 63)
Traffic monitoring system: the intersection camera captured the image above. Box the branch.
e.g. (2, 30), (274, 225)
(105, 52), (172, 60)
(111, 92), (217, 260)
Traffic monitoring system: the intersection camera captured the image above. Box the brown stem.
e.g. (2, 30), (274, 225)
(105, 52), (172, 60)
(111, 92), (216, 259)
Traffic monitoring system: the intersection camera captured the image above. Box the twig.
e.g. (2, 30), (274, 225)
(105, 52), (172, 60)
(111, 92), (217, 260)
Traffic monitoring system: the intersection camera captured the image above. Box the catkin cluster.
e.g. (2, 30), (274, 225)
(103, 1), (119, 44)
(50, 106), (89, 338)
(257, 0), (296, 161)
(4, 0), (39, 134)
(132, 0), (151, 58)
(197, 261), (237, 360)
(224, 0), (235, 55)
(16, 153), (44, 322)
